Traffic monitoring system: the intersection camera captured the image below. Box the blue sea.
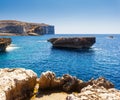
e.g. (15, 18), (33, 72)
(0, 34), (120, 89)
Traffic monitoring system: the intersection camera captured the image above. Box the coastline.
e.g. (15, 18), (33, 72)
(1, 68), (120, 100)
(0, 33), (40, 36)
(0, 33), (18, 36)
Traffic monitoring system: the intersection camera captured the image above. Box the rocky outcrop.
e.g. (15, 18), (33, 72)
(0, 68), (37, 100)
(0, 20), (55, 35)
(66, 85), (120, 100)
(38, 71), (120, 100)
(38, 71), (113, 92)
(0, 38), (11, 52)
(38, 71), (61, 90)
(48, 37), (96, 49)
(0, 69), (119, 100)
(86, 77), (114, 89)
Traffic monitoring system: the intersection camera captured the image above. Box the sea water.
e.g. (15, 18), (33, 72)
(0, 34), (120, 89)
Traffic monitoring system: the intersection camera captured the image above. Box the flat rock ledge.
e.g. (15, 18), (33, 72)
(0, 38), (11, 52)
(0, 68), (37, 100)
(48, 37), (96, 49)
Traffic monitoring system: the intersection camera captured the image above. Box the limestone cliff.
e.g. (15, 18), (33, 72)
(0, 20), (55, 36)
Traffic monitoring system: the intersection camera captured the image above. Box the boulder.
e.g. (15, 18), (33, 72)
(0, 68), (37, 100)
(66, 85), (120, 100)
(60, 74), (84, 92)
(38, 71), (61, 90)
(0, 38), (11, 52)
(48, 37), (96, 49)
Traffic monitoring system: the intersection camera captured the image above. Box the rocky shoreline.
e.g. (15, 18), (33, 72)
(0, 68), (120, 100)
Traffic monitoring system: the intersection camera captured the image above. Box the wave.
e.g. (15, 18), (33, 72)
(37, 40), (47, 43)
(6, 44), (20, 52)
(91, 46), (103, 51)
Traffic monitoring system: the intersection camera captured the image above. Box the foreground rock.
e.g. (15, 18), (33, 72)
(66, 85), (120, 100)
(48, 37), (96, 49)
(38, 71), (113, 92)
(38, 71), (120, 100)
(0, 68), (37, 100)
(0, 69), (119, 100)
(0, 38), (11, 52)
(38, 71), (61, 90)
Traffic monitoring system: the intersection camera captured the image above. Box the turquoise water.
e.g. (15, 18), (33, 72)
(0, 34), (120, 89)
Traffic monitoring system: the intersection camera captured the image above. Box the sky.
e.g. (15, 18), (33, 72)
(0, 0), (120, 34)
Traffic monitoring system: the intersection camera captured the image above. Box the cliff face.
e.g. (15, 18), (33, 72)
(0, 20), (55, 35)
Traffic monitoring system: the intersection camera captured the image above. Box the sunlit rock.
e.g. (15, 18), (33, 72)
(0, 68), (37, 100)
(66, 85), (120, 100)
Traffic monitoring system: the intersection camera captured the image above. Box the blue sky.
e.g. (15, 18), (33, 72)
(0, 0), (120, 34)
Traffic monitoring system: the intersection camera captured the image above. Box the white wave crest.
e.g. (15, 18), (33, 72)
(37, 40), (47, 43)
(6, 44), (20, 52)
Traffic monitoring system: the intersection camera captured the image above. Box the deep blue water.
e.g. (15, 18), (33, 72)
(0, 34), (120, 89)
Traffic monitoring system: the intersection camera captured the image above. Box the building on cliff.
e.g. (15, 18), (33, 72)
(0, 20), (55, 35)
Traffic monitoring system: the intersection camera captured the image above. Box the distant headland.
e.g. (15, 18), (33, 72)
(0, 20), (55, 36)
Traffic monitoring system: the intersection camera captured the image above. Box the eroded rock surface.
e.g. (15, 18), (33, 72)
(38, 71), (113, 93)
(66, 85), (120, 100)
(38, 71), (61, 90)
(0, 68), (37, 100)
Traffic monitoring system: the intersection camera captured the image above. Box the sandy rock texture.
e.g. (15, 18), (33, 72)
(66, 85), (120, 100)
(0, 68), (37, 100)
